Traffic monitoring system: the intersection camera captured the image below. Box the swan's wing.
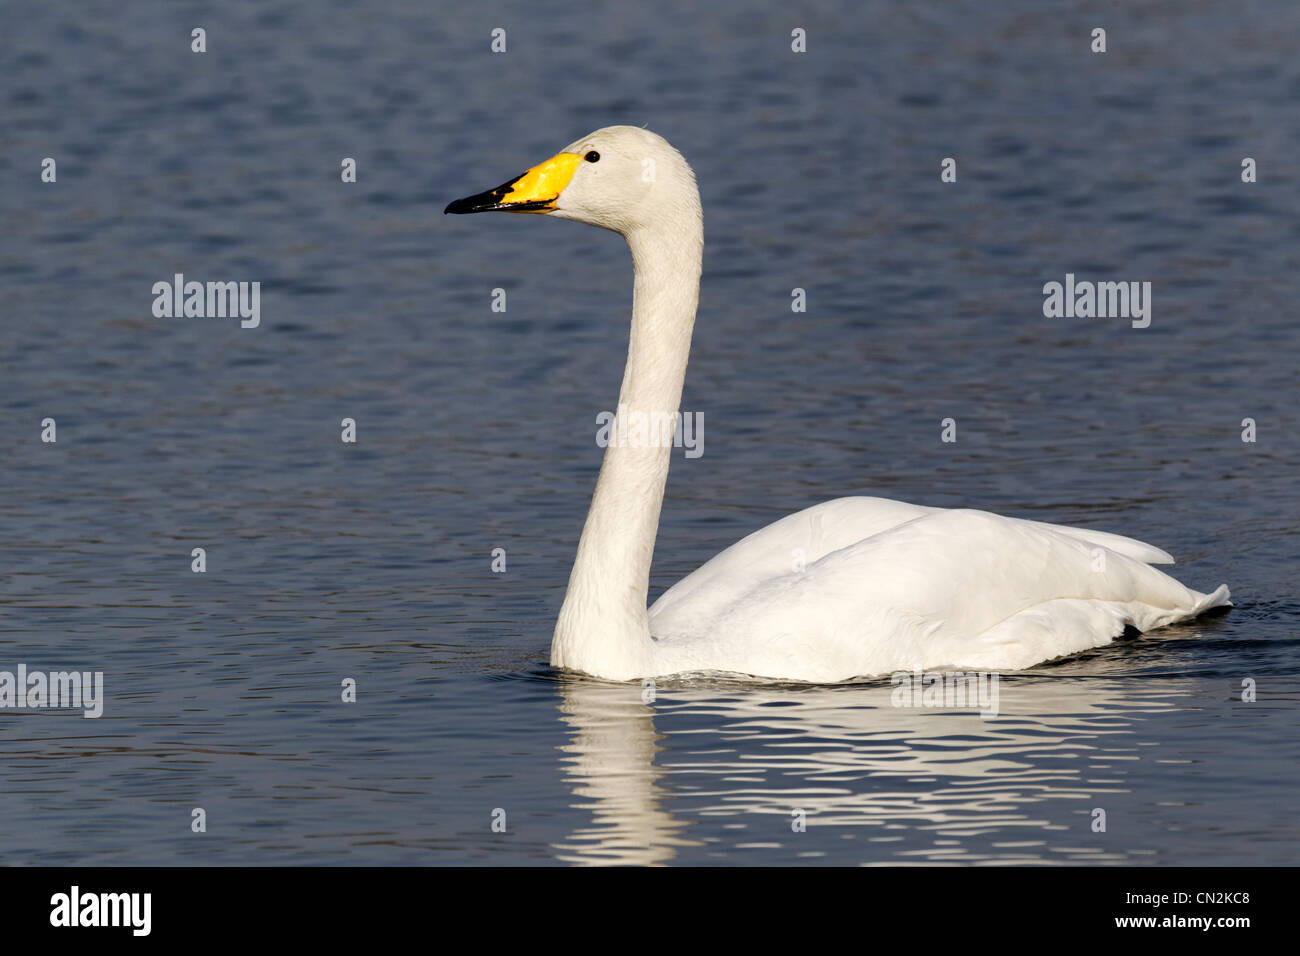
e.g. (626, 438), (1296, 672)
(649, 497), (936, 634)
(649, 507), (1229, 681)
(1021, 519), (1173, 565)
(650, 496), (1174, 638)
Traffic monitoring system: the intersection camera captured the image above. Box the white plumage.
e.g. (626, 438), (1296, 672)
(649, 497), (1229, 681)
(449, 125), (1231, 682)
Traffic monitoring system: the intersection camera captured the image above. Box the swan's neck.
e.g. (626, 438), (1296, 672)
(552, 215), (703, 680)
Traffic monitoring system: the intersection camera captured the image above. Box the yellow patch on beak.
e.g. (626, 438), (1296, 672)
(445, 152), (584, 215)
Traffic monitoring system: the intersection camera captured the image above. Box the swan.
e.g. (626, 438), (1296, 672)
(445, 125), (1231, 683)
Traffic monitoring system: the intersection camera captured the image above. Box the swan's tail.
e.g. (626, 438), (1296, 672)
(963, 583), (1231, 670)
(1189, 583), (1232, 614)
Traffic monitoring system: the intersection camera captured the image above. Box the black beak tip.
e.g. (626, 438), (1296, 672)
(445, 174), (529, 216)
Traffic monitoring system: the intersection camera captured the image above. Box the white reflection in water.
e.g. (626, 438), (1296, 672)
(553, 676), (1194, 865)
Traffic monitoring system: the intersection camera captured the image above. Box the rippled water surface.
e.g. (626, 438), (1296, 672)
(1, 0), (1297, 864)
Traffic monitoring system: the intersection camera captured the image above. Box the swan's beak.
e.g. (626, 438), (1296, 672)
(444, 152), (584, 214)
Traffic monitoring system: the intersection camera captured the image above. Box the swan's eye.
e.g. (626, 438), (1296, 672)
(584, 150), (600, 163)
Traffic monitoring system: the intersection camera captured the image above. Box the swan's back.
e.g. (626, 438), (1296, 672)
(648, 497), (1227, 681)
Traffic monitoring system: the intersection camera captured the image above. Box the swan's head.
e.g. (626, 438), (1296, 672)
(444, 125), (699, 236)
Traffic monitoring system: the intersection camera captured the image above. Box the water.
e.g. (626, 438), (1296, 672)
(1, 0), (1297, 864)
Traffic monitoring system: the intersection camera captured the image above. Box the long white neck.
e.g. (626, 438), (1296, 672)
(552, 208), (703, 680)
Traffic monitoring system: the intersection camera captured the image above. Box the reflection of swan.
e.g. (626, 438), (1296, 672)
(552, 680), (697, 865)
(552, 675), (1191, 865)
(447, 126), (1231, 682)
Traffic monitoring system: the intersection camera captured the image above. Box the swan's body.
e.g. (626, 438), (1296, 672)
(446, 126), (1231, 682)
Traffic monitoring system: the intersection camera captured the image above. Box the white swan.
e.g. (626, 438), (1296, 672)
(446, 125), (1231, 683)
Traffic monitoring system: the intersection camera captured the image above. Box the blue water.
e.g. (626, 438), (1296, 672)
(1, 0), (1297, 864)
